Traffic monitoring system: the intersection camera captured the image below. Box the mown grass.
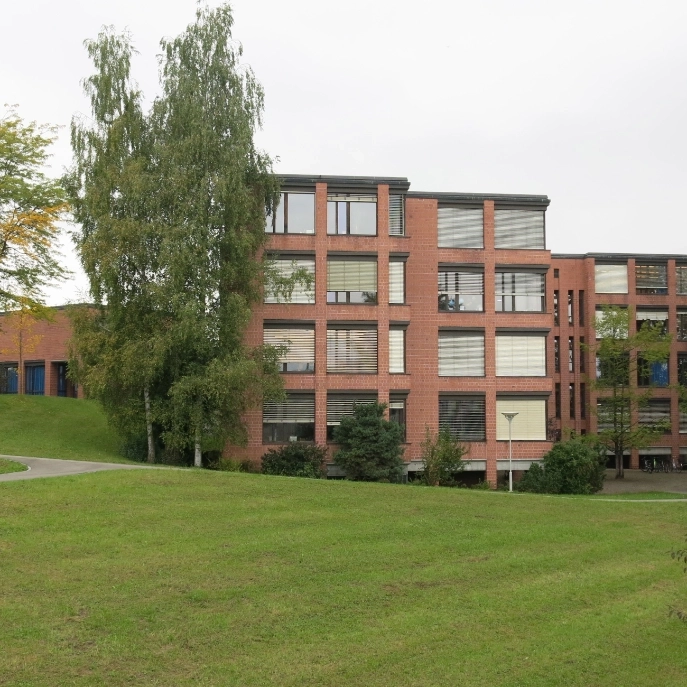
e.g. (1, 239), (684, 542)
(0, 458), (27, 474)
(1, 470), (686, 686)
(0, 395), (126, 463)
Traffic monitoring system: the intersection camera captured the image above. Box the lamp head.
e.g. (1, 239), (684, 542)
(501, 412), (519, 422)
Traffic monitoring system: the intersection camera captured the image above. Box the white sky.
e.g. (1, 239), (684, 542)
(3, 0), (687, 304)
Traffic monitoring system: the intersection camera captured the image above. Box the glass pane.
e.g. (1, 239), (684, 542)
(349, 202), (376, 235)
(275, 194), (285, 233)
(327, 201), (337, 234)
(287, 193), (315, 234)
(338, 202), (347, 235)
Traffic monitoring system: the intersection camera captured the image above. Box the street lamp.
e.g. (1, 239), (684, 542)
(501, 412), (518, 492)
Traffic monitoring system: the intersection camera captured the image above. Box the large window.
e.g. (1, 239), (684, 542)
(389, 195), (405, 236)
(636, 309), (668, 335)
(265, 192), (315, 234)
(25, 364), (45, 396)
(495, 272), (545, 312)
(638, 399), (671, 432)
(327, 327), (377, 373)
(0, 364), (18, 394)
(389, 261), (405, 304)
(595, 264), (628, 294)
(389, 327), (406, 373)
(438, 269), (484, 312)
(263, 326), (315, 373)
(264, 258), (315, 304)
(327, 194), (376, 235)
(678, 312), (687, 341)
(677, 265), (687, 294)
(637, 356), (669, 387)
(495, 398), (547, 440)
(635, 264), (667, 295)
(327, 393), (377, 440)
(494, 209), (545, 249)
(439, 396), (486, 441)
(437, 207), (483, 248)
(263, 393), (315, 443)
(496, 334), (546, 377)
(327, 259), (377, 304)
(438, 332), (485, 376)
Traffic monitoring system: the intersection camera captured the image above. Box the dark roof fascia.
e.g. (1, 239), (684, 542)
(279, 174), (411, 192)
(408, 191), (550, 207)
(552, 252), (687, 262)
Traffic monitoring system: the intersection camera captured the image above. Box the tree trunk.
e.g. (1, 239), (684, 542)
(615, 449), (624, 479)
(144, 385), (155, 464)
(194, 427), (202, 468)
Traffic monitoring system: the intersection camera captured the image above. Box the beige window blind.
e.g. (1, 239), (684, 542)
(263, 327), (315, 372)
(327, 260), (377, 292)
(389, 261), (405, 304)
(438, 332), (485, 376)
(495, 335), (546, 376)
(264, 259), (315, 304)
(389, 328), (405, 373)
(495, 399), (547, 440)
(437, 207), (484, 248)
(494, 209), (545, 249)
(389, 195), (405, 236)
(327, 328), (378, 373)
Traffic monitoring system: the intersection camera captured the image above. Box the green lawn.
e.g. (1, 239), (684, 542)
(1, 470), (686, 686)
(0, 395), (127, 463)
(0, 457), (27, 474)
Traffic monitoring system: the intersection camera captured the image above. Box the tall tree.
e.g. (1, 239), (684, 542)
(587, 305), (671, 479)
(0, 109), (67, 311)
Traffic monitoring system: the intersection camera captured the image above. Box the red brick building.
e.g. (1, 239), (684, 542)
(2, 174), (686, 480)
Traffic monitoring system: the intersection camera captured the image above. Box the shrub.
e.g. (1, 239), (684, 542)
(333, 402), (405, 482)
(420, 427), (467, 486)
(261, 442), (326, 478)
(516, 436), (606, 494)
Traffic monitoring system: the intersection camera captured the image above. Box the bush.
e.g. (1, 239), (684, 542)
(420, 427), (467, 486)
(516, 436), (606, 494)
(261, 442), (326, 478)
(333, 402), (405, 482)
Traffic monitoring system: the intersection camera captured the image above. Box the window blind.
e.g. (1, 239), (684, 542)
(495, 335), (546, 376)
(327, 394), (377, 429)
(677, 266), (687, 294)
(389, 328), (405, 373)
(495, 399), (547, 440)
(263, 394), (315, 424)
(437, 207), (484, 248)
(495, 272), (545, 312)
(438, 270), (484, 311)
(636, 310), (668, 321)
(594, 264), (628, 294)
(438, 332), (485, 376)
(263, 327), (315, 372)
(327, 328), (378, 373)
(264, 259), (315, 304)
(327, 260), (377, 291)
(439, 397), (486, 441)
(389, 261), (405, 304)
(389, 195), (405, 236)
(638, 399), (670, 426)
(635, 264), (667, 292)
(494, 209), (545, 249)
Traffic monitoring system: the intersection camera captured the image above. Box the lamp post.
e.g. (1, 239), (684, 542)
(501, 412), (518, 492)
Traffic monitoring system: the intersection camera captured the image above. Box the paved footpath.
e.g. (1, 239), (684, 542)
(600, 469), (687, 494)
(0, 455), (156, 483)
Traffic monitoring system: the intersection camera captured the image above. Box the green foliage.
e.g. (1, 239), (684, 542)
(333, 402), (405, 482)
(420, 426), (467, 486)
(261, 442), (326, 479)
(517, 436), (606, 494)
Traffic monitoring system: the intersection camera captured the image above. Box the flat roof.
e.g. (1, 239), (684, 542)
(552, 253), (687, 261)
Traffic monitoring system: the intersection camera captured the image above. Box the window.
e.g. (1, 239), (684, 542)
(680, 408), (687, 434)
(637, 356), (669, 387)
(389, 261), (405, 304)
(636, 264), (668, 295)
(579, 337), (586, 373)
(677, 265), (687, 294)
(439, 396), (486, 441)
(495, 399), (547, 440)
(438, 332), (485, 376)
(678, 312), (687, 341)
(263, 393), (315, 443)
(555, 383), (561, 418)
(638, 399), (671, 432)
(569, 383), (575, 419)
(494, 209), (545, 249)
(554, 268), (559, 278)
(57, 363), (68, 397)
(636, 310), (668, 335)
(495, 334), (546, 377)
(0, 364), (17, 394)
(495, 272), (545, 312)
(438, 269), (484, 312)
(596, 399), (629, 431)
(678, 354), (687, 386)
(389, 328), (405, 373)
(264, 258), (315, 304)
(595, 307), (628, 339)
(389, 195), (405, 236)
(327, 194), (376, 235)
(327, 327), (377, 373)
(596, 352), (629, 384)
(568, 336), (574, 372)
(579, 291), (585, 326)
(263, 326), (315, 373)
(580, 383), (586, 419)
(265, 192), (315, 234)
(327, 259), (377, 304)
(327, 393), (376, 440)
(389, 395), (406, 441)
(24, 364), (45, 396)
(437, 207), (483, 248)
(553, 290), (559, 325)
(554, 336), (560, 373)
(567, 291), (573, 325)
(595, 264), (628, 294)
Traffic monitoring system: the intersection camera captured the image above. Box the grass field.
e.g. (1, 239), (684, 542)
(1, 469), (686, 686)
(0, 458), (27, 474)
(0, 395), (126, 463)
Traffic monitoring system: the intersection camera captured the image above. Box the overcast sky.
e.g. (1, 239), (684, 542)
(3, 0), (686, 304)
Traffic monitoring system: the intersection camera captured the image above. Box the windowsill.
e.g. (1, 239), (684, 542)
(327, 233), (378, 238)
(495, 310), (546, 314)
(438, 310), (485, 314)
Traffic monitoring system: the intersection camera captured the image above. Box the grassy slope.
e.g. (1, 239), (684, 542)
(0, 458), (27, 474)
(1, 470), (686, 686)
(0, 395), (126, 463)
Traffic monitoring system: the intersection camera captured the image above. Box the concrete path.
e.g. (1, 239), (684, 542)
(600, 469), (687, 494)
(0, 455), (155, 483)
